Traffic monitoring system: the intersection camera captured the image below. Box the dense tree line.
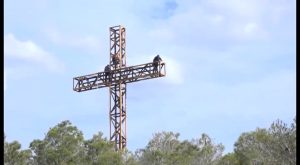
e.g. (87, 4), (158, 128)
(4, 118), (296, 165)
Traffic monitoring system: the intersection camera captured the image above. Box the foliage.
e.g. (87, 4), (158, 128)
(83, 132), (123, 165)
(217, 152), (239, 165)
(136, 132), (224, 165)
(4, 135), (32, 165)
(29, 120), (85, 164)
(4, 117), (296, 164)
(234, 118), (296, 164)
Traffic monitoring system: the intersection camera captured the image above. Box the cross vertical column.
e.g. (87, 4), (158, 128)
(109, 25), (127, 150)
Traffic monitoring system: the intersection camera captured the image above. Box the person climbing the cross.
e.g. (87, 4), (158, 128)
(112, 54), (120, 66)
(104, 64), (111, 82)
(153, 55), (163, 74)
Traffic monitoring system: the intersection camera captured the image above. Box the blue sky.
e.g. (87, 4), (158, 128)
(4, 0), (296, 154)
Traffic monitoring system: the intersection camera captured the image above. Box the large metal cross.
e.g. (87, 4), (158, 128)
(73, 25), (166, 151)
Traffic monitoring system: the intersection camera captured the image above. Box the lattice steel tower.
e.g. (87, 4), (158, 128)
(73, 25), (166, 151)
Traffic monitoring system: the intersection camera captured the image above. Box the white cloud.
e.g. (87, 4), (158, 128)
(143, 0), (295, 48)
(162, 56), (183, 85)
(229, 22), (267, 40)
(45, 28), (103, 53)
(210, 14), (224, 24)
(244, 22), (258, 34)
(4, 33), (65, 73)
(148, 28), (174, 42)
(208, 0), (260, 18)
(121, 54), (183, 85)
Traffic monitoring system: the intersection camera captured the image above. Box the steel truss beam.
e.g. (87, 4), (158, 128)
(73, 62), (166, 92)
(109, 25), (126, 150)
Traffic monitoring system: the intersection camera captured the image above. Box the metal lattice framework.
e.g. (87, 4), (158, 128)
(73, 25), (166, 151)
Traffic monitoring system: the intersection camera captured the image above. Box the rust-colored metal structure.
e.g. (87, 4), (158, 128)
(73, 25), (166, 151)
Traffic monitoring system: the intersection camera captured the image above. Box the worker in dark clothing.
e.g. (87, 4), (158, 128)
(153, 55), (162, 73)
(104, 64), (111, 81)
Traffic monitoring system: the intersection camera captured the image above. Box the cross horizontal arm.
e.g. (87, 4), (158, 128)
(73, 62), (166, 92)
